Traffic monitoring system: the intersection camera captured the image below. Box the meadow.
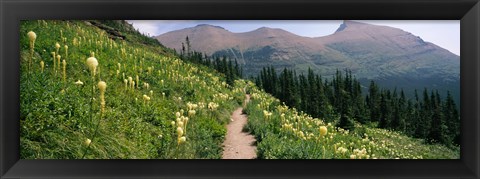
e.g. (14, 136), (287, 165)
(20, 20), (459, 159)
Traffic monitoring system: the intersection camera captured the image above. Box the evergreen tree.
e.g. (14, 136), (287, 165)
(444, 91), (460, 145)
(367, 80), (380, 123)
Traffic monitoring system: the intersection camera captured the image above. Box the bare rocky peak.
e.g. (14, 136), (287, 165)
(156, 24), (324, 55)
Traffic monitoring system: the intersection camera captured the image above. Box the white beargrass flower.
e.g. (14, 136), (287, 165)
(178, 136), (186, 144)
(143, 94), (150, 104)
(188, 110), (196, 117)
(84, 138), (91, 146)
(319, 126), (328, 137)
(64, 45), (68, 59)
(86, 57), (98, 77)
(98, 81), (107, 92)
(55, 42), (60, 53)
(55, 55), (62, 72)
(128, 76), (133, 88)
(27, 31), (36, 42)
(98, 81), (107, 113)
(176, 127), (184, 137)
(62, 60), (67, 82)
(51, 52), (56, 71)
(75, 80), (84, 85)
(40, 61), (44, 73)
(136, 75), (139, 88)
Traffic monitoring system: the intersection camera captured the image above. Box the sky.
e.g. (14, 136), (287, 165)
(126, 20), (460, 56)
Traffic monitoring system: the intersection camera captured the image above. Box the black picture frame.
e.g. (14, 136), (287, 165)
(1, 0), (479, 178)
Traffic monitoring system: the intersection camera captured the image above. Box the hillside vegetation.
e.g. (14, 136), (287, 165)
(20, 20), (245, 159)
(244, 85), (459, 159)
(20, 20), (459, 159)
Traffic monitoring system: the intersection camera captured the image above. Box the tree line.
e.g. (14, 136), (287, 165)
(254, 67), (460, 147)
(175, 36), (243, 87)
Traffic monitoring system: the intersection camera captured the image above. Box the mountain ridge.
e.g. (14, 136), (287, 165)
(155, 21), (460, 102)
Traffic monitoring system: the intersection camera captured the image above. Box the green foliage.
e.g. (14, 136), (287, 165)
(19, 20), (245, 159)
(245, 85), (459, 159)
(254, 66), (460, 147)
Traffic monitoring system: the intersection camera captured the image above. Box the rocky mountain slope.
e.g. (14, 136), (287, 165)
(155, 21), (460, 101)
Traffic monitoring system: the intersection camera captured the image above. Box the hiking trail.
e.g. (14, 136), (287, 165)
(222, 94), (256, 159)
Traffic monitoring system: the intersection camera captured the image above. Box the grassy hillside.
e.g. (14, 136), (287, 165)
(243, 85), (459, 159)
(20, 20), (459, 159)
(20, 20), (246, 159)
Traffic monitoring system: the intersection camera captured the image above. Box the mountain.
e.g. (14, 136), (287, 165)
(155, 21), (460, 102)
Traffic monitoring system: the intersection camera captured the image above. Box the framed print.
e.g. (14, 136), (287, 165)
(1, 0), (479, 178)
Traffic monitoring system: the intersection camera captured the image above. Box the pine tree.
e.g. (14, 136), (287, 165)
(185, 36), (191, 57)
(444, 91), (460, 145)
(427, 90), (446, 144)
(368, 80), (380, 123)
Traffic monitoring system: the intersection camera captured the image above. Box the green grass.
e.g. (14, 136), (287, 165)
(20, 20), (245, 159)
(244, 85), (459, 159)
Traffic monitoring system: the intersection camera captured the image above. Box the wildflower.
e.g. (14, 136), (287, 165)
(55, 42), (60, 54)
(188, 110), (196, 117)
(178, 121), (184, 128)
(73, 38), (78, 46)
(40, 61), (44, 73)
(176, 127), (184, 137)
(64, 45), (68, 59)
(143, 94), (150, 104)
(27, 31), (37, 69)
(62, 60), (66, 82)
(56, 55), (61, 71)
(319, 126), (328, 137)
(86, 57), (98, 77)
(136, 75), (139, 88)
(51, 52), (56, 71)
(128, 77), (133, 89)
(171, 121), (175, 126)
(350, 155), (356, 159)
(263, 110), (272, 119)
(124, 79), (128, 89)
(75, 80), (84, 85)
(84, 138), (91, 146)
(150, 90), (153, 98)
(178, 136), (186, 144)
(27, 31), (37, 44)
(98, 81), (107, 113)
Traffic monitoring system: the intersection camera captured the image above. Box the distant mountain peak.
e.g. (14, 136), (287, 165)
(195, 24), (226, 30)
(335, 20), (370, 33)
(250, 26), (296, 37)
(254, 26), (282, 32)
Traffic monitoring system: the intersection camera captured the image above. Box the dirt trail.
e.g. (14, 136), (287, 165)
(222, 94), (257, 159)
